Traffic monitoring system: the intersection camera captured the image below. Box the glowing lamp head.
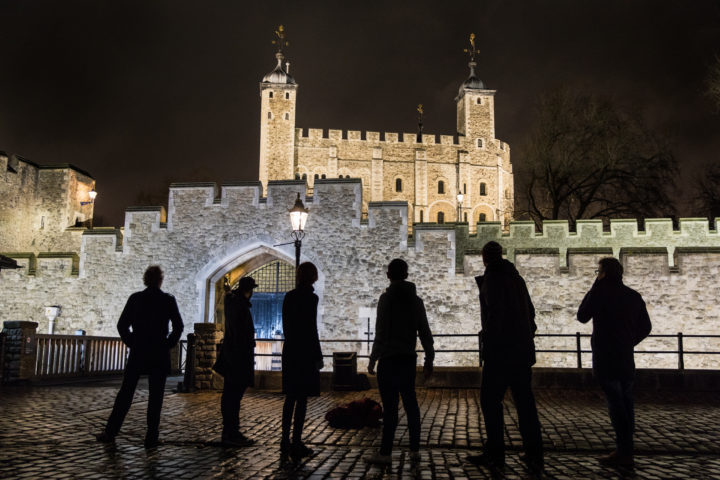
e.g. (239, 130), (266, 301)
(289, 193), (309, 232)
(457, 193), (464, 204)
(88, 189), (97, 201)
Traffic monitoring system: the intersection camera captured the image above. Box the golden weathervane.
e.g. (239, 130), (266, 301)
(463, 33), (480, 62)
(272, 25), (290, 51)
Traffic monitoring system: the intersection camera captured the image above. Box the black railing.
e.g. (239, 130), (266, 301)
(251, 332), (720, 371)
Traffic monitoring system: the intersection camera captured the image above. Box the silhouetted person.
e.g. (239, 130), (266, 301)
(365, 258), (434, 467)
(467, 241), (543, 474)
(281, 262), (323, 461)
(214, 276), (258, 447)
(96, 265), (183, 448)
(578, 257), (651, 468)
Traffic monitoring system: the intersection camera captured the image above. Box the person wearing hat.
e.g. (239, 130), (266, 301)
(214, 276), (258, 447)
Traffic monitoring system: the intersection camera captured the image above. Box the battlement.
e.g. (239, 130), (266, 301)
(2, 251), (80, 277)
(297, 128), (462, 146)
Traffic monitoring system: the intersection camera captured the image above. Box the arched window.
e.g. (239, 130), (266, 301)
(269, 91), (274, 98)
(437, 212), (445, 224)
(479, 213), (486, 222)
(476, 97), (482, 105)
(395, 178), (402, 192)
(314, 174), (319, 179)
(285, 92), (290, 99)
(438, 180), (445, 194)
(480, 182), (487, 196)
(477, 138), (483, 148)
(420, 210), (424, 223)
(294, 174), (300, 180)
(301, 173), (307, 180)
(321, 174), (326, 179)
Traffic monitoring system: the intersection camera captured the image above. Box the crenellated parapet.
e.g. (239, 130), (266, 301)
(452, 218), (720, 272)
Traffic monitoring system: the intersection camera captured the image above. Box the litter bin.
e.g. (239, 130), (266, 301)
(332, 352), (358, 391)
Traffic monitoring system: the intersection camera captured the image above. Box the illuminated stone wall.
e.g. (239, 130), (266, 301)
(1, 179), (718, 369)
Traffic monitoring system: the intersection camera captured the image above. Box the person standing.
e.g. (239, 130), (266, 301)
(467, 241), (543, 474)
(95, 265), (183, 448)
(281, 262), (323, 461)
(578, 257), (651, 468)
(365, 258), (434, 466)
(214, 276), (258, 447)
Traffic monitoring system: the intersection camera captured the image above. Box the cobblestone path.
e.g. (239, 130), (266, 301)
(1, 378), (719, 479)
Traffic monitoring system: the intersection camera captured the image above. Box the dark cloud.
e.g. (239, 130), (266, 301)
(1, 0), (719, 224)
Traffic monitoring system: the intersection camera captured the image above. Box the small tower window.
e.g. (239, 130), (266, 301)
(267, 112), (272, 119)
(269, 91), (274, 98)
(314, 174), (319, 179)
(438, 180), (445, 194)
(395, 178), (402, 192)
(463, 183), (467, 194)
(479, 213), (487, 222)
(420, 210), (424, 223)
(284, 113), (289, 120)
(285, 92), (290, 99)
(302, 173), (307, 180)
(295, 174), (300, 180)
(321, 174), (326, 179)
(437, 212), (445, 224)
(477, 139), (484, 148)
(476, 97), (482, 105)
(480, 182), (487, 196)
(464, 212), (468, 222)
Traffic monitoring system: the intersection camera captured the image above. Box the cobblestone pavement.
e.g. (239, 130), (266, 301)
(1, 377), (719, 479)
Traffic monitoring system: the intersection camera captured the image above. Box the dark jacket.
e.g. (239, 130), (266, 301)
(118, 287), (184, 374)
(215, 291), (256, 387)
(369, 280), (434, 366)
(476, 259), (537, 367)
(281, 286), (323, 396)
(577, 277), (652, 381)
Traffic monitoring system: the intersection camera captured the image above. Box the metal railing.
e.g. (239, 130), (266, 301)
(251, 332), (720, 371)
(35, 334), (128, 378)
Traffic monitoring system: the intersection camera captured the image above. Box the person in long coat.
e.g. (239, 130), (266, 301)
(96, 265), (183, 448)
(281, 262), (323, 460)
(214, 276), (258, 447)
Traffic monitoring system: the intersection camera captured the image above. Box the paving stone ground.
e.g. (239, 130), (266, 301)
(1, 377), (719, 479)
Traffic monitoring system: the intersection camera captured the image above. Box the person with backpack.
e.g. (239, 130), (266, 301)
(578, 257), (652, 468)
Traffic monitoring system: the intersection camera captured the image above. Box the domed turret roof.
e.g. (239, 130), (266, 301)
(458, 60), (484, 95)
(262, 52), (296, 84)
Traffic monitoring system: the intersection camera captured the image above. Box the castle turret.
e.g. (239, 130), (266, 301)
(259, 26), (298, 194)
(455, 35), (496, 142)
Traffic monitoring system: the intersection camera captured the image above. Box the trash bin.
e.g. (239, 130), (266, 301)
(332, 352), (358, 391)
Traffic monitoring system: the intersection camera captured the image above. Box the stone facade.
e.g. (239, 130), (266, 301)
(1, 179), (719, 370)
(0, 152), (95, 254)
(258, 53), (513, 227)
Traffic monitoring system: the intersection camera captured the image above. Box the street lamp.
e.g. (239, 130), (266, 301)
(456, 192), (464, 222)
(288, 192), (309, 270)
(81, 189), (97, 206)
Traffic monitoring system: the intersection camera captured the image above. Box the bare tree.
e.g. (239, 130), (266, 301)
(707, 56), (720, 111)
(695, 164), (720, 220)
(518, 89), (678, 228)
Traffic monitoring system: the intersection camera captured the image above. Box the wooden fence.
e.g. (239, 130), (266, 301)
(35, 334), (128, 378)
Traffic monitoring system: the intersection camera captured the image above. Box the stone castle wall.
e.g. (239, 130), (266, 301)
(0, 155), (95, 254)
(1, 179), (718, 369)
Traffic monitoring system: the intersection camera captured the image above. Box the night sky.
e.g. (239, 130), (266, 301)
(1, 0), (719, 226)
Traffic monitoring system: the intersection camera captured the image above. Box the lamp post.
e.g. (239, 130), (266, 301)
(456, 192), (464, 222)
(81, 188), (97, 228)
(288, 192), (309, 270)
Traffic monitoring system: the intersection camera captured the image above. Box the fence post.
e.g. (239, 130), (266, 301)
(1, 321), (39, 383)
(677, 332), (684, 371)
(576, 332), (582, 369)
(478, 331), (483, 368)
